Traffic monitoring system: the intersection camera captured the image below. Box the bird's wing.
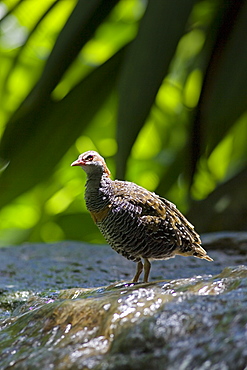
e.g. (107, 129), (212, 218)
(158, 196), (201, 246)
(112, 181), (201, 247)
(112, 180), (167, 216)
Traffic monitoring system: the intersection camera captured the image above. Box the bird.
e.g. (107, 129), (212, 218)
(71, 150), (213, 283)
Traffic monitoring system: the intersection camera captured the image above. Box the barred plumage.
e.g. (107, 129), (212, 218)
(71, 150), (213, 283)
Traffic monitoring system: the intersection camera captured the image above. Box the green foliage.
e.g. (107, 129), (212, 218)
(0, 0), (247, 246)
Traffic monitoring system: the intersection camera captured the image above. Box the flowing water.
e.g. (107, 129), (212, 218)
(0, 235), (247, 369)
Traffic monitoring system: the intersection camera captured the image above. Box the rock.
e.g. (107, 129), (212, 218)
(201, 231), (247, 253)
(0, 233), (247, 369)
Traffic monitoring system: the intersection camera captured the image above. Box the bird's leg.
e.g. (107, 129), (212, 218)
(132, 261), (143, 283)
(143, 258), (151, 283)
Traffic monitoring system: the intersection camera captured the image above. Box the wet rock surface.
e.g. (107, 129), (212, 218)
(0, 232), (247, 369)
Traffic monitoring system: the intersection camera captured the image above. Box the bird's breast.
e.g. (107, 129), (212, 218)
(89, 205), (112, 223)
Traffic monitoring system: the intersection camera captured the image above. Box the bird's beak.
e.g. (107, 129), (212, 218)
(71, 158), (84, 167)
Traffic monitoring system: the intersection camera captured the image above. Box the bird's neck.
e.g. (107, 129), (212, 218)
(85, 173), (112, 212)
(85, 169), (110, 187)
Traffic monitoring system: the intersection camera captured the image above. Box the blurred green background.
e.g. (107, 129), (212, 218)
(0, 0), (247, 247)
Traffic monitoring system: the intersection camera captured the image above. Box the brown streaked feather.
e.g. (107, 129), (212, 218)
(112, 180), (167, 217)
(111, 181), (200, 242)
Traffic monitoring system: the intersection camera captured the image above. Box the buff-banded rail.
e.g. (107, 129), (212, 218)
(71, 151), (213, 283)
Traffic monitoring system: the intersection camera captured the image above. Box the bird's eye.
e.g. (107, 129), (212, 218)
(85, 154), (94, 161)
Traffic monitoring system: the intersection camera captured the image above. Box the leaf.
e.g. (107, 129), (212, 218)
(187, 165), (247, 232)
(116, 0), (196, 178)
(0, 0), (24, 22)
(155, 148), (187, 196)
(0, 0), (120, 160)
(34, 0), (120, 97)
(2, 0), (60, 93)
(191, 0), (247, 176)
(0, 49), (124, 209)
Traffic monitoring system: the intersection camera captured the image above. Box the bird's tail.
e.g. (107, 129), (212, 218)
(194, 245), (213, 261)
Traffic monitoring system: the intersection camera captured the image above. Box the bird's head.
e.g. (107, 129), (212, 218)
(71, 151), (111, 177)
